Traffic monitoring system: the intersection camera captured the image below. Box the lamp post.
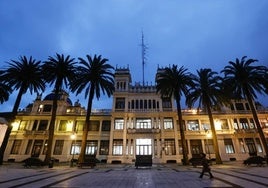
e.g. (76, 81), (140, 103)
(204, 128), (212, 159)
(70, 133), (76, 167)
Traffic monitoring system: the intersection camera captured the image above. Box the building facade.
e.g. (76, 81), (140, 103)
(3, 67), (268, 164)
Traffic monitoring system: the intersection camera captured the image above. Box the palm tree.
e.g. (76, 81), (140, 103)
(2, 56), (45, 114)
(42, 53), (77, 164)
(0, 71), (12, 104)
(70, 54), (114, 163)
(222, 56), (268, 160)
(156, 65), (193, 165)
(186, 68), (226, 164)
(0, 56), (45, 165)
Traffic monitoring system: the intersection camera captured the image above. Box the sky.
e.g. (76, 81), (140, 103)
(0, 0), (268, 112)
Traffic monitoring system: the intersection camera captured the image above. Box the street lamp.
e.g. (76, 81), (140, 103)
(204, 128), (212, 159)
(70, 133), (76, 167)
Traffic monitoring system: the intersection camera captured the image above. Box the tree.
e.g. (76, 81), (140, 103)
(156, 65), (193, 165)
(2, 56), (45, 114)
(0, 71), (12, 104)
(42, 53), (76, 164)
(186, 68), (225, 164)
(0, 56), (45, 164)
(222, 56), (268, 161)
(70, 54), (114, 163)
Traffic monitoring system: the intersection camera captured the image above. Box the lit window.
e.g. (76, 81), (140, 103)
(136, 118), (152, 129)
(114, 119), (124, 130)
(187, 120), (199, 131)
(86, 141), (98, 155)
(224, 139), (235, 154)
(113, 139), (123, 155)
(164, 118), (173, 129)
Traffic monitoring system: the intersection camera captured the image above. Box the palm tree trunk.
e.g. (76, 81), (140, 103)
(245, 90), (268, 161)
(0, 86), (24, 165)
(176, 99), (189, 165)
(206, 104), (222, 164)
(44, 86), (60, 164)
(12, 86), (25, 114)
(79, 86), (94, 163)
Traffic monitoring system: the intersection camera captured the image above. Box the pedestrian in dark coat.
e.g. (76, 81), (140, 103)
(199, 153), (214, 179)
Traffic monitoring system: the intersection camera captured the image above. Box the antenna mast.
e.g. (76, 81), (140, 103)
(141, 31), (147, 86)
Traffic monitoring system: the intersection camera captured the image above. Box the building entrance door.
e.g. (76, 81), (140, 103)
(136, 139), (152, 155)
(135, 138), (153, 168)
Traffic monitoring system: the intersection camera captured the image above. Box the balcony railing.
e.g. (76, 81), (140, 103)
(127, 128), (160, 134)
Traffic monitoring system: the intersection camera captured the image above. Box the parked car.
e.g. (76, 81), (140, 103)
(22, 157), (45, 167)
(243, 156), (266, 166)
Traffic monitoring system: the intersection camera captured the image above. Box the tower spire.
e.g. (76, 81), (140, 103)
(141, 30), (148, 86)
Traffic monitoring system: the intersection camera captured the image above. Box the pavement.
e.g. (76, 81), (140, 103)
(0, 161), (267, 188)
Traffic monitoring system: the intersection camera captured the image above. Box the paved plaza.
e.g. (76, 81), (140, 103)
(0, 162), (267, 188)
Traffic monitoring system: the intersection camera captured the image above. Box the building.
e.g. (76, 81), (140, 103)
(3, 67), (268, 164)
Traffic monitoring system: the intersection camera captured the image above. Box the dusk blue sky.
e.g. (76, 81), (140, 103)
(0, 0), (268, 112)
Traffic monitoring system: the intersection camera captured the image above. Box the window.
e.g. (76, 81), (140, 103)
(11, 140), (22, 154)
(148, 100), (152, 109)
(113, 139), (123, 155)
(32, 140), (43, 157)
(162, 98), (172, 108)
(238, 138), (246, 153)
(255, 138), (263, 153)
(102, 120), (111, 131)
(19, 120), (27, 130)
(89, 120), (100, 131)
(53, 140), (64, 155)
(32, 120), (38, 130)
(75, 121), (84, 131)
(239, 118), (249, 129)
(25, 140), (33, 155)
(187, 120), (199, 131)
(164, 118), (173, 129)
(249, 119), (255, 129)
(235, 103), (244, 110)
(99, 140), (109, 155)
(233, 119), (239, 129)
(190, 140), (202, 156)
(178, 140), (188, 155)
(224, 139), (235, 154)
(205, 139), (215, 154)
(136, 118), (152, 129)
(126, 139), (133, 155)
(70, 140), (81, 155)
(260, 119), (268, 128)
(38, 120), (48, 131)
(201, 120), (210, 130)
(86, 140), (98, 155)
(135, 100), (139, 109)
(59, 120), (67, 131)
(245, 138), (257, 155)
(42, 140), (48, 155)
(43, 104), (52, 112)
(114, 119), (124, 130)
(164, 139), (175, 155)
(220, 119), (229, 130)
(140, 100), (143, 109)
(115, 98), (125, 109)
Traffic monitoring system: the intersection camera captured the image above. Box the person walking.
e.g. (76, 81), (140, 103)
(199, 153), (214, 179)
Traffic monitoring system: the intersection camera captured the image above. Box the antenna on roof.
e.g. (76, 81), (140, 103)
(141, 30), (148, 86)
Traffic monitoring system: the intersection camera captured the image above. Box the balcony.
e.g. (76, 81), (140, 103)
(127, 128), (160, 134)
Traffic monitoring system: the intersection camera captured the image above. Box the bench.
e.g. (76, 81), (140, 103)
(77, 155), (98, 168)
(135, 155), (152, 168)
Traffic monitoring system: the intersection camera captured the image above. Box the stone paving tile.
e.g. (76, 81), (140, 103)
(0, 162), (267, 188)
